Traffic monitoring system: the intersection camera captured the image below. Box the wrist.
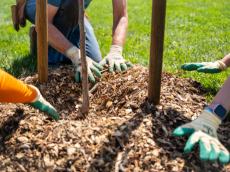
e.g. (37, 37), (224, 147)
(66, 46), (81, 63)
(207, 103), (228, 122)
(205, 108), (222, 123)
(29, 85), (40, 103)
(221, 55), (230, 68)
(109, 45), (123, 56)
(215, 61), (228, 71)
(201, 109), (222, 126)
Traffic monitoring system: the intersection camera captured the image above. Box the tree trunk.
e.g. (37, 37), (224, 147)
(78, 0), (89, 114)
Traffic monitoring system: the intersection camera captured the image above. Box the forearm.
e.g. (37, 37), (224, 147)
(0, 69), (37, 103)
(48, 23), (74, 55)
(112, 15), (128, 47)
(221, 53), (230, 67)
(209, 74), (230, 112)
(112, 0), (128, 47)
(35, 4), (74, 55)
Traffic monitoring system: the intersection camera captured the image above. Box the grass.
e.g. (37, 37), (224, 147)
(0, 1), (37, 77)
(1, 0), (230, 101)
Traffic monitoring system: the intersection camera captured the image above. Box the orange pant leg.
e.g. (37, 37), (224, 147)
(0, 68), (37, 103)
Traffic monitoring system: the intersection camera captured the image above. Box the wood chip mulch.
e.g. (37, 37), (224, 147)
(0, 65), (230, 172)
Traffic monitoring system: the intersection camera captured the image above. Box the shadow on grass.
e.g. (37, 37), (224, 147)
(1, 53), (38, 78)
(2, 53), (72, 79)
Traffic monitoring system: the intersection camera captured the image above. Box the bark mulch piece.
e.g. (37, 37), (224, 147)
(0, 65), (230, 172)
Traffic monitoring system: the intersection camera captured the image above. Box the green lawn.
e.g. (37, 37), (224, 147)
(1, 0), (230, 101)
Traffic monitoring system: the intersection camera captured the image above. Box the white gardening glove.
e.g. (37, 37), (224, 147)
(181, 61), (227, 73)
(26, 85), (60, 121)
(100, 45), (132, 73)
(66, 46), (103, 83)
(174, 109), (229, 164)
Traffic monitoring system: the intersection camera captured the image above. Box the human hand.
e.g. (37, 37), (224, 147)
(100, 45), (132, 73)
(181, 61), (227, 73)
(173, 110), (229, 164)
(27, 85), (60, 121)
(66, 46), (103, 83)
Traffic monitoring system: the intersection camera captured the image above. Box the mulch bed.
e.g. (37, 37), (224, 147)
(0, 65), (230, 172)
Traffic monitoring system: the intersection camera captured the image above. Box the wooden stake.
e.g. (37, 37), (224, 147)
(148, 0), (167, 104)
(37, 0), (48, 83)
(78, 0), (89, 114)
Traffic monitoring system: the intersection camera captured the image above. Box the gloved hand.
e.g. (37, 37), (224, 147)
(181, 61), (227, 73)
(100, 45), (132, 73)
(66, 46), (103, 83)
(173, 109), (229, 164)
(26, 85), (60, 121)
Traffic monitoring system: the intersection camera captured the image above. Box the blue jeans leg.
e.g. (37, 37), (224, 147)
(25, 0), (101, 66)
(66, 18), (102, 63)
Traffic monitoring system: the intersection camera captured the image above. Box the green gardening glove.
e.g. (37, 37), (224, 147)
(100, 45), (132, 73)
(26, 85), (60, 121)
(173, 109), (229, 164)
(181, 61), (227, 73)
(66, 46), (103, 83)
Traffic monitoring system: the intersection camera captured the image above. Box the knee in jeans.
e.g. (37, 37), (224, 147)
(62, 0), (79, 27)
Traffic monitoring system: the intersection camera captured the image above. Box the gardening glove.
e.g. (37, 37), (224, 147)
(100, 45), (132, 73)
(173, 109), (229, 164)
(66, 46), (103, 83)
(27, 85), (60, 121)
(181, 61), (227, 73)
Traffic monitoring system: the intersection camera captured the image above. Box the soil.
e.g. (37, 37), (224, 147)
(0, 65), (230, 172)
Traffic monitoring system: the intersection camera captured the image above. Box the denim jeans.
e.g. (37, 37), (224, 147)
(25, 0), (102, 67)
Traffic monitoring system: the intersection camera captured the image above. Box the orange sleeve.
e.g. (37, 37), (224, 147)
(0, 68), (37, 103)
